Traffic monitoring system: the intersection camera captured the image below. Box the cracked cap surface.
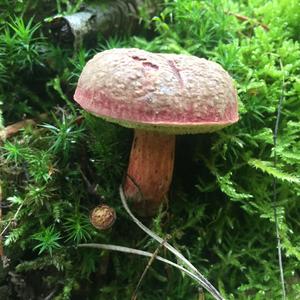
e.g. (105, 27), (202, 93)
(74, 48), (239, 134)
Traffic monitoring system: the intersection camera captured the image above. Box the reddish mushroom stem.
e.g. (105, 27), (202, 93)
(123, 129), (175, 216)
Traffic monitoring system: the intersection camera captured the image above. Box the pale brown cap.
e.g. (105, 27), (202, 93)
(74, 48), (238, 134)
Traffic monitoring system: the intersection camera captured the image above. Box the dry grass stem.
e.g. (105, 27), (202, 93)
(119, 185), (225, 300)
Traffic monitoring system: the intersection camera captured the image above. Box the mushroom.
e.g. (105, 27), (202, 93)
(74, 48), (238, 216)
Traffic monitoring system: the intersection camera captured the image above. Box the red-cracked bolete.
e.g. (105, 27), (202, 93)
(74, 48), (239, 216)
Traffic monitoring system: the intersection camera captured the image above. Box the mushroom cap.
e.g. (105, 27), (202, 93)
(74, 48), (238, 134)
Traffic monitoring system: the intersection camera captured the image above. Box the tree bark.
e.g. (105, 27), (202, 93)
(47, 0), (158, 49)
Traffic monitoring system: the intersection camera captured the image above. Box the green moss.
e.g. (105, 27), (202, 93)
(1, 0), (300, 299)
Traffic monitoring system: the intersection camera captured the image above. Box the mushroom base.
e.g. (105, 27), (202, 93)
(123, 130), (175, 216)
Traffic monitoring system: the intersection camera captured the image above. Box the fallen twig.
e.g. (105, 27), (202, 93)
(228, 12), (269, 31)
(198, 288), (205, 300)
(0, 203), (23, 237)
(0, 114), (83, 142)
(119, 185), (225, 300)
(131, 235), (171, 300)
(43, 287), (59, 300)
(78, 243), (212, 289)
(0, 113), (47, 141)
(0, 119), (36, 141)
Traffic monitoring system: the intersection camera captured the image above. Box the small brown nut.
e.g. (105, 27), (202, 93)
(90, 205), (116, 230)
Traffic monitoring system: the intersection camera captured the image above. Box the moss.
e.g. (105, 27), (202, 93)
(1, 0), (300, 299)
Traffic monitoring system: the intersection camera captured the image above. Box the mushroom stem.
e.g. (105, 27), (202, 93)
(123, 129), (175, 216)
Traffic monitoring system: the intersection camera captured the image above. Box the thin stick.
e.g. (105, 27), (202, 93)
(119, 185), (225, 300)
(228, 12), (269, 31)
(272, 59), (286, 299)
(0, 114), (82, 142)
(198, 288), (205, 300)
(0, 113), (48, 141)
(0, 203), (23, 237)
(0, 119), (36, 141)
(131, 235), (170, 300)
(78, 243), (211, 288)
